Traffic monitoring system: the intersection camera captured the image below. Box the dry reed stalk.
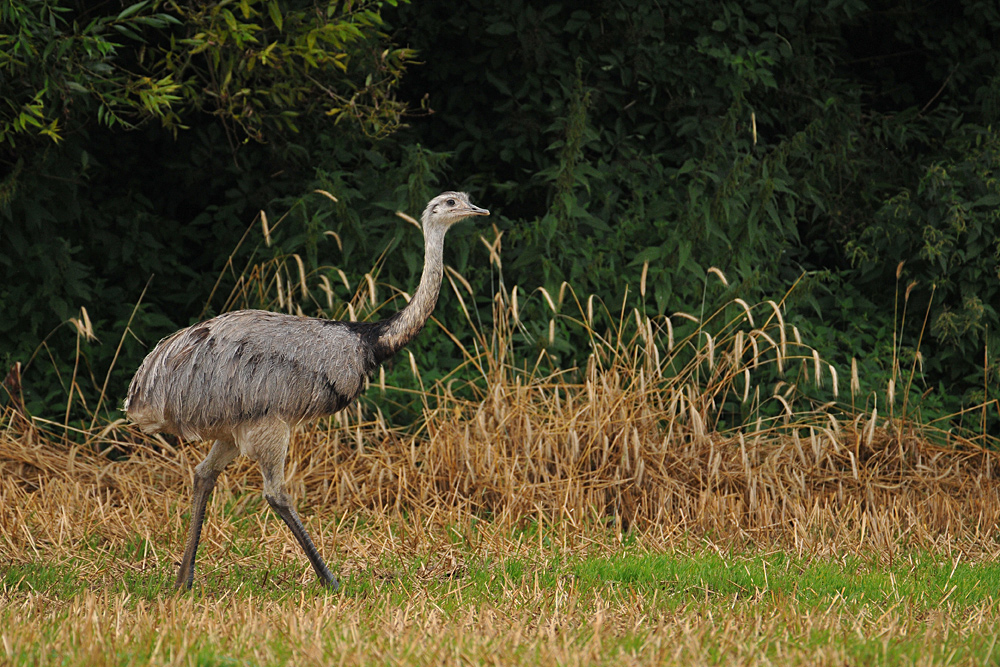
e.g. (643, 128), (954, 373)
(3, 369), (999, 573)
(3, 274), (998, 575)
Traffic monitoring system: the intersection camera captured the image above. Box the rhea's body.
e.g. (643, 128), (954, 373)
(127, 310), (389, 441)
(125, 191), (489, 591)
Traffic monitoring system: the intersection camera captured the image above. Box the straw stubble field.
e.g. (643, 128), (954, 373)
(3, 287), (1000, 665)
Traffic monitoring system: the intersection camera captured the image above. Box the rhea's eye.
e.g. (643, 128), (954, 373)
(446, 198), (456, 207)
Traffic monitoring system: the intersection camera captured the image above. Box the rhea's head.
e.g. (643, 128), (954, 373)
(422, 191), (489, 233)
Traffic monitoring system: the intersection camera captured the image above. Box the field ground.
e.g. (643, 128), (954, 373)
(3, 297), (1000, 665)
(5, 532), (1000, 666)
(4, 409), (1000, 666)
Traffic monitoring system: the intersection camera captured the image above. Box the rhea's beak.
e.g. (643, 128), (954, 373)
(466, 204), (490, 217)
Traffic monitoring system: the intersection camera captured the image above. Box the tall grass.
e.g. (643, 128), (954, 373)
(4, 216), (1000, 666)
(2, 226), (999, 570)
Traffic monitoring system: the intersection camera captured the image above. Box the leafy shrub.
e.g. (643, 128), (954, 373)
(2, 0), (999, 437)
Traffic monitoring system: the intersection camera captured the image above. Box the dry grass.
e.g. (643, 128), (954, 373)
(5, 278), (1000, 562)
(2, 264), (1000, 665)
(5, 579), (1000, 666)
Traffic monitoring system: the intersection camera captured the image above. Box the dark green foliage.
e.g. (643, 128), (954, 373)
(848, 126), (1000, 416)
(0, 0), (414, 423)
(1, 0), (998, 434)
(0, 0), (182, 146)
(0, 0), (411, 145)
(388, 0), (1000, 428)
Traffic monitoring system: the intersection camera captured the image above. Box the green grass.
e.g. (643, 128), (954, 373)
(5, 525), (1000, 666)
(574, 549), (1000, 609)
(7, 522), (1000, 610)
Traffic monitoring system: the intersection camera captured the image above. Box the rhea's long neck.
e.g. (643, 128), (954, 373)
(373, 223), (447, 360)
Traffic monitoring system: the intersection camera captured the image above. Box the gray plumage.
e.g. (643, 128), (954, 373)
(126, 312), (374, 440)
(125, 191), (489, 591)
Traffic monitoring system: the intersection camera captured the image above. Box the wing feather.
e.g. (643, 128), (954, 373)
(126, 310), (375, 439)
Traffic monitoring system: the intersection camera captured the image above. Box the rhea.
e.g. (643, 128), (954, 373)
(125, 191), (489, 590)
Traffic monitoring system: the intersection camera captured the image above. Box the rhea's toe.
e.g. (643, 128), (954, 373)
(321, 574), (340, 591)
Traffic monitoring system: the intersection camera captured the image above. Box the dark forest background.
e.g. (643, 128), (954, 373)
(2, 0), (998, 433)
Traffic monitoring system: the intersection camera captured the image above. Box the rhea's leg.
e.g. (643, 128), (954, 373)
(238, 420), (338, 590)
(263, 483), (338, 589)
(176, 438), (239, 590)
